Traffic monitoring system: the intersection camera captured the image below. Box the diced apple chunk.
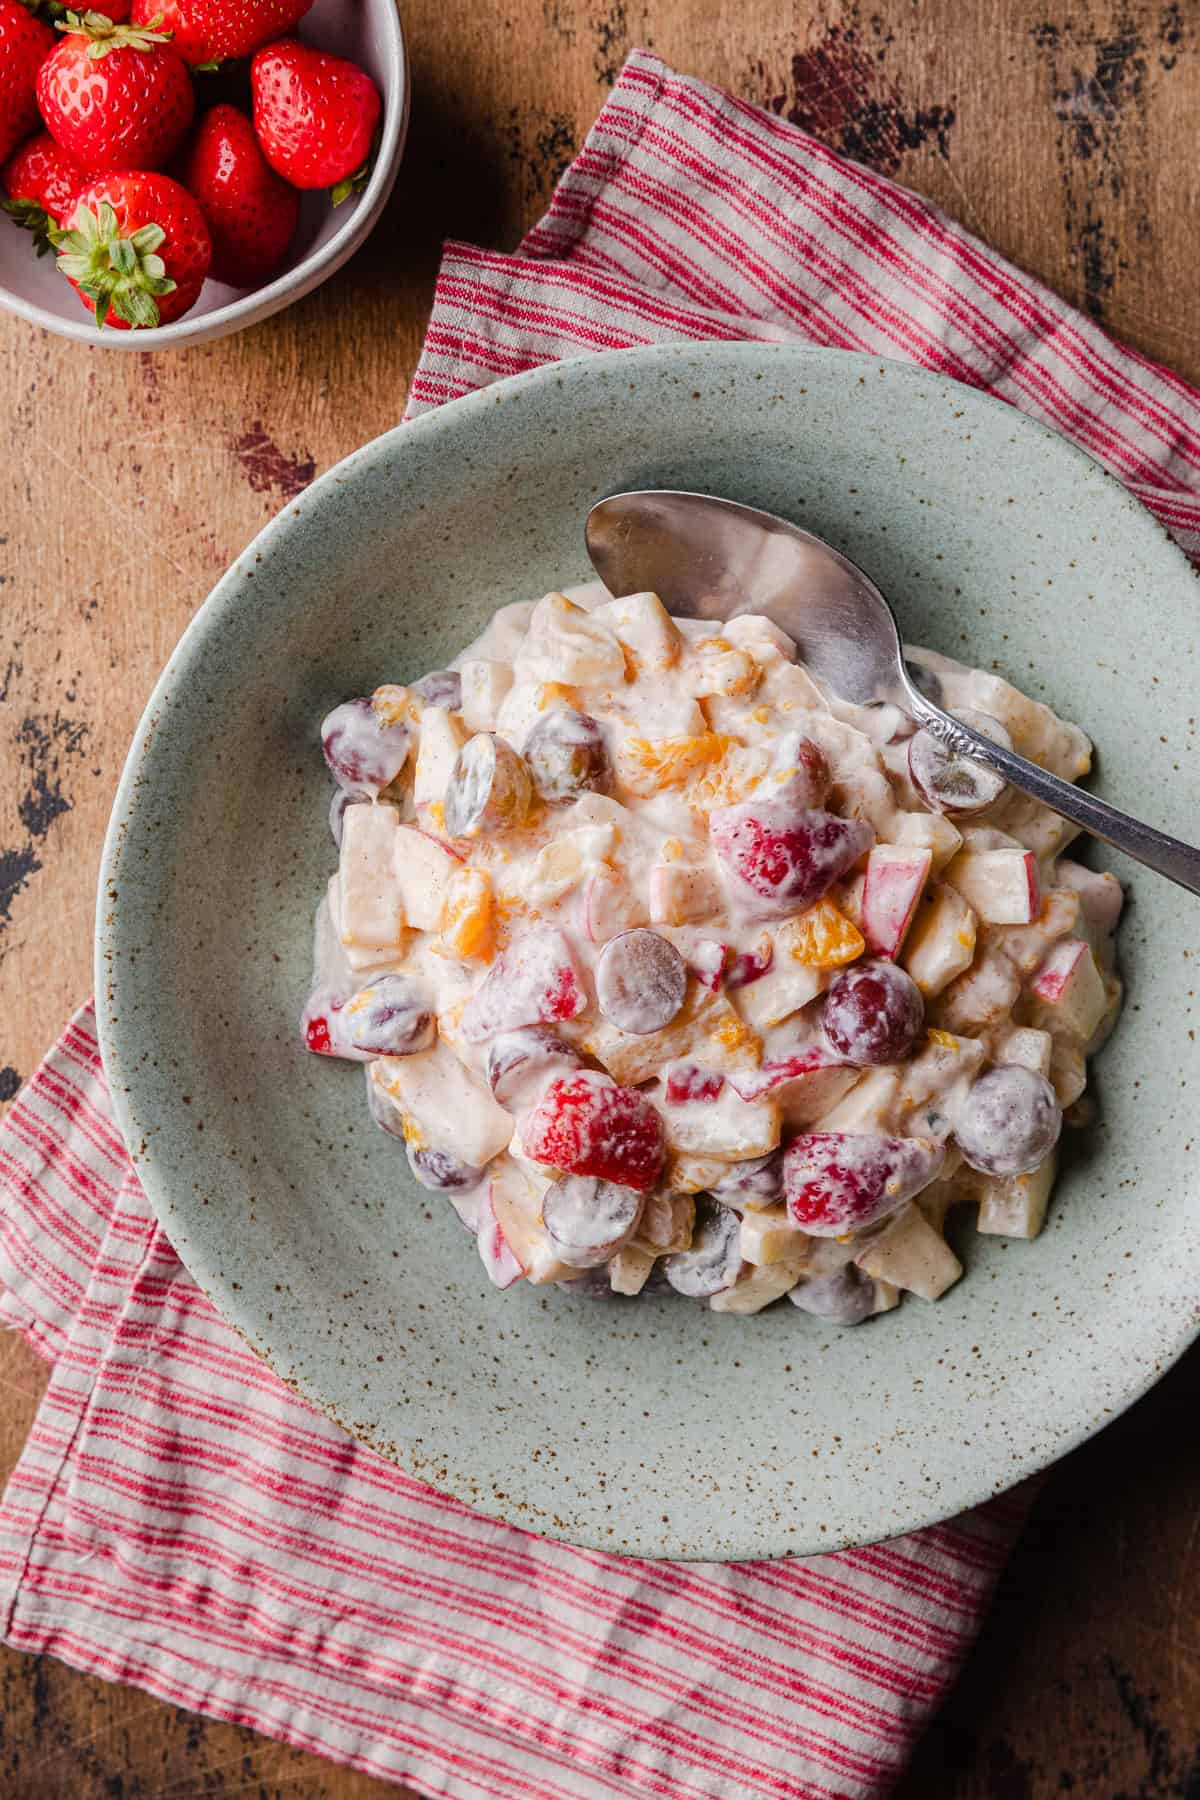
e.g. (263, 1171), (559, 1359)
(944, 848), (1040, 925)
(609, 1245), (657, 1295)
(975, 1150), (1057, 1238)
(459, 659), (513, 732)
(902, 882), (977, 997)
(657, 1081), (780, 1162)
(414, 707), (467, 827)
(739, 1205), (808, 1266)
(891, 810), (963, 873)
(648, 862), (722, 925)
(394, 826), (460, 931)
(326, 877), (406, 974)
(818, 1067), (901, 1133)
(478, 1189), (524, 1288)
(581, 866), (649, 943)
(1029, 938), (1108, 1043)
(936, 948), (1022, 1033)
(854, 1204), (962, 1300)
(338, 803), (404, 950)
(710, 1248), (807, 1313)
(371, 1040), (512, 1168)
(514, 593), (627, 686)
(593, 591), (683, 671)
(994, 1026), (1053, 1078)
(1055, 860), (1124, 967)
(897, 1031), (986, 1139)
(488, 1157), (579, 1283)
(727, 1052), (860, 1129)
(733, 961), (829, 1030)
(861, 844), (932, 958)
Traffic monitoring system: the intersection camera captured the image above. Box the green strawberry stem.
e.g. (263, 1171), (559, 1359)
(55, 9), (172, 55)
(1, 198), (57, 258)
(53, 201), (176, 329)
(330, 129), (381, 208)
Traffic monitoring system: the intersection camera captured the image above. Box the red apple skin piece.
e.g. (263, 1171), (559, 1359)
(945, 847), (1041, 926)
(861, 844), (932, 958)
(1029, 937), (1108, 1040)
(665, 1062), (726, 1104)
(728, 1047), (859, 1128)
(478, 1190), (525, 1288)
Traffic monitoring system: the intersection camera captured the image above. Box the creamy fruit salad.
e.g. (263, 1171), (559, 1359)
(302, 587), (1123, 1322)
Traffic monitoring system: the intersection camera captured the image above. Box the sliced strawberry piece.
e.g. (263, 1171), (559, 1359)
(783, 1131), (943, 1236)
(664, 1061), (725, 1104)
(725, 938), (773, 987)
(461, 924), (587, 1043)
(522, 1071), (665, 1193)
(710, 800), (872, 921)
(686, 938), (728, 991)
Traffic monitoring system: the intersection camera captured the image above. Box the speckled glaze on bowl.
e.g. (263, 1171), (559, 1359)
(97, 344), (1200, 1560)
(0, 0), (408, 350)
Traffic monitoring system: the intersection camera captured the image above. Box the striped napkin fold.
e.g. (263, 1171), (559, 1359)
(2, 48), (1198, 1800)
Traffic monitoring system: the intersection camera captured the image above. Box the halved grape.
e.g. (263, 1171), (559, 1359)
(710, 1150), (784, 1208)
(822, 959), (923, 1066)
(524, 706), (613, 803)
(485, 1026), (579, 1106)
(541, 1174), (643, 1268)
(908, 708), (1012, 816)
(663, 1199), (742, 1297)
(342, 975), (435, 1058)
(955, 1065), (1062, 1176)
(406, 1143), (484, 1191)
(789, 1267), (876, 1325)
(444, 733), (533, 837)
(596, 929), (687, 1035)
(321, 697), (412, 798)
(413, 670), (462, 710)
(365, 1068), (406, 1137)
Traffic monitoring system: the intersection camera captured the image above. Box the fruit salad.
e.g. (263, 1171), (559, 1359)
(303, 586), (1123, 1322)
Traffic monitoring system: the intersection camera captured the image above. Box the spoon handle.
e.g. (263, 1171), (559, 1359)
(911, 697), (1200, 899)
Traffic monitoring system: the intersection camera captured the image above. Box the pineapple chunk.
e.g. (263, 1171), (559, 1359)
(819, 1067), (901, 1133)
(739, 1206), (808, 1266)
(609, 1245), (657, 1295)
(974, 1150), (1057, 1239)
(593, 591), (683, 671)
(733, 961), (829, 1030)
(394, 826), (460, 932)
(710, 1248), (808, 1314)
(994, 1026), (1053, 1078)
(724, 614), (797, 665)
(854, 1204), (962, 1300)
(663, 1153), (730, 1196)
(648, 862), (722, 925)
(890, 811), (964, 873)
(688, 638), (760, 698)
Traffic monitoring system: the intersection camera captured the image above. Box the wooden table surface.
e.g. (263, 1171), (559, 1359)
(1, 1), (1197, 1794)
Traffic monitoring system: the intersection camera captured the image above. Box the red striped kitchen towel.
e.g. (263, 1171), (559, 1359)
(3, 48), (1199, 1800)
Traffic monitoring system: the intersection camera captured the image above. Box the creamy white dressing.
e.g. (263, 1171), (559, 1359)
(306, 584), (1122, 1316)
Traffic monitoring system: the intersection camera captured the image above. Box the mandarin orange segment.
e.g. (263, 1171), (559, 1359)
(617, 732), (733, 796)
(782, 898), (866, 969)
(439, 867), (495, 961)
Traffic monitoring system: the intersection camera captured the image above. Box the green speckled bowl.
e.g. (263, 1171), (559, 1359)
(97, 345), (1200, 1560)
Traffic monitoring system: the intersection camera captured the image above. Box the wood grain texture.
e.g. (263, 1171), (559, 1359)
(1, 0), (1197, 1793)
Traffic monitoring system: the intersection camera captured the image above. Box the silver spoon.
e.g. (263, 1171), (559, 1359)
(585, 488), (1200, 898)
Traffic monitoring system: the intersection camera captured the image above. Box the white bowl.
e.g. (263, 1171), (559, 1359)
(0, 0), (408, 349)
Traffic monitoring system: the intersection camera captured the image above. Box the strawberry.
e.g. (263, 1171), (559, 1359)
(251, 37), (380, 201)
(130, 0), (312, 67)
(1, 128), (85, 252)
(522, 1072), (666, 1195)
(37, 11), (194, 175)
(55, 170), (211, 326)
(0, 0), (55, 165)
(183, 103), (298, 285)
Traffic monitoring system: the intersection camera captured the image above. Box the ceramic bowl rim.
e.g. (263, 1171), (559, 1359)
(95, 341), (1200, 1557)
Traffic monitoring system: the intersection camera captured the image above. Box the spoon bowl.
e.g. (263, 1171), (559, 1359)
(586, 488), (1200, 897)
